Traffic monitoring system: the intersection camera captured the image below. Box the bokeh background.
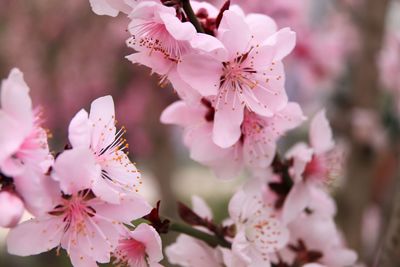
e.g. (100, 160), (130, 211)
(1, 0), (400, 266)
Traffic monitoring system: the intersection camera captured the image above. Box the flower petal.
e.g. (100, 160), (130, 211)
(264, 27), (296, 61)
(246, 14), (277, 45)
(68, 109), (91, 148)
(212, 94), (244, 148)
(52, 148), (100, 194)
(159, 12), (196, 41)
(218, 10), (251, 57)
(130, 224), (163, 262)
(89, 95), (116, 152)
(7, 217), (63, 256)
(1, 68), (33, 131)
(310, 109), (334, 155)
(191, 195), (213, 220)
(178, 53), (221, 96)
(93, 194), (152, 223)
(0, 191), (24, 228)
(282, 182), (311, 224)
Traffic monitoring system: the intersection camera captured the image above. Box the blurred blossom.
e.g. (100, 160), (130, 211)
(351, 108), (387, 149)
(0, 0), (159, 158)
(379, 31), (400, 113)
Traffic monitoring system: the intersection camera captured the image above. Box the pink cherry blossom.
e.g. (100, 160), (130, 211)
(0, 68), (52, 177)
(178, 9), (295, 148)
(68, 95), (143, 203)
(89, 0), (131, 16)
(7, 148), (152, 267)
(113, 223), (163, 267)
(161, 98), (304, 179)
(286, 213), (357, 267)
(282, 109), (338, 224)
(228, 179), (289, 266)
(7, 192), (151, 266)
(0, 190), (24, 228)
(126, 1), (200, 101)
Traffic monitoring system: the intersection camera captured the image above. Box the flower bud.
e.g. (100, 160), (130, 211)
(0, 191), (24, 228)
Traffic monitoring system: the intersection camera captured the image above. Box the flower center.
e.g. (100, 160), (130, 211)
(113, 238), (147, 267)
(128, 21), (190, 63)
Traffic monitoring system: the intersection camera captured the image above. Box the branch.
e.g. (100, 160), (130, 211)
(169, 221), (231, 248)
(180, 0), (205, 33)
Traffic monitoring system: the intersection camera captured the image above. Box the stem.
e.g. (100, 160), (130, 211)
(181, 0), (205, 33)
(169, 221), (231, 248)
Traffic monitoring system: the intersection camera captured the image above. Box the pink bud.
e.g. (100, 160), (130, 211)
(0, 191), (24, 228)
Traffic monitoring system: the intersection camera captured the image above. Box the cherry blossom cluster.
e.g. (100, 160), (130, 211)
(1, 0), (358, 266)
(0, 69), (162, 266)
(165, 111), (357, 267)
(87, 1), (357, 266)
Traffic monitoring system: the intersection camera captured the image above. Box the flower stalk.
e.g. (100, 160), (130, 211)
(169, 221), (231, 248)
(180, 0), (205, 33)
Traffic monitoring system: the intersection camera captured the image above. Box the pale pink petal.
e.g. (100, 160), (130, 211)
(271, 102), (306, 136)
(243, 140), (276, 170)
(89, 0), (119, 16)
(264, 27), (296, 61)
(282, 182), (311, 224)
(247, 43), (275, 70)
(246, 14), (277, 44)
(68, 109), (91, 148)
(218, 10), (251, 57)
(178, 53), (221, 96)
(68, 219), (114, 264)
(130, 224), (163, 262)
(308, 186), (337, 218)
(191, 195), (213, 220)
(91, 177), (122, 204)
(209, 150), (243, 180)
(167, 69), (201, 103)
(231, 230), (252, 264)
(0, 112), (24, 165)
(249, 62), (288, 114)
(69, 249), (99, 267)
(246, 213), (290, 253)
(213, 95), (244, 148)
(1, 68), (33, 129)
(0, 154), (24, 177)
(129, 1), (174, 20)
(186, 124), (229, 163)
(126, 51), (173, 75)
(160, 101), (203, 126)
(323, 248), (357, 266)
(0, 191), (24, 228)
(93, 194), (152, 223)
(52, 148), (101, 194)
(304, 264), (326, 267)
(310, 109), (334, 155)
(99, 150), (142, 197)
(13, 169), (60, 216)
(220, 247), (248, 267)
(189, 33), (228, 61)
(159, 12), (196, 41)
(89, 95), (116, 151)
(285, 142), (313, 182)
(166, 235), (223, 267)
(7, 217), (63, 256)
